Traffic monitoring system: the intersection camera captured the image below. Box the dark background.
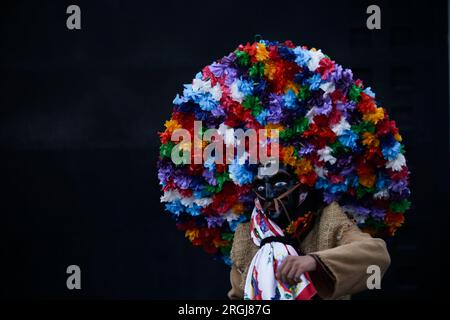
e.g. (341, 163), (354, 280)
(1, 0), (449, 299)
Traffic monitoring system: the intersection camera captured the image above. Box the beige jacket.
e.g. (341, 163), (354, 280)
(228, 201), (391, 300)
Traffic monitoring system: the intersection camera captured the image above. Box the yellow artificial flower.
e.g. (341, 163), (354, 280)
(359, 174), (376, 188)
(264, 61), (276, 80)
(185, 229), (199, 241)
(362, 132), (380, 147)
(281, 146), (297, 167)
(256, 43), (269, 62)
(265, 123), (284, 138)
(362, 107), (384, 124)
(285, 80), (300, 95)
(294, 158), (312, 176)
(394, 133), (402, 142)
(232, 203), (244, 215)
(164, 119), (181, 133)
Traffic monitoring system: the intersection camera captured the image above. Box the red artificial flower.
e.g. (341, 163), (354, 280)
(299, 171), (317, 187)
(388, 167), (409, 181)
(355, 79), (364, 87)
(329, 174), (345, 184)
(179, 188), (193, 198)
(242, 42), (257, 57)
(283, 40), (296, 48)
(357, 92), (377, 114)
(317, 58), (336, 80)
(158, 130), (172, 144)
(330, 89), (346, 104)
(268, 45), (280, 60)
(328, 107), (342, 125)
(163, 179), (176, 191)
(188, 163), (203, 176)
(202, 65), (220, 86)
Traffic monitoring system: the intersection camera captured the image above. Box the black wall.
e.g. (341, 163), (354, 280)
(1, 0), (449, 299)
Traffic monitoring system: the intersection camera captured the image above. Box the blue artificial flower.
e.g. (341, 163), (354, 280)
(278, 46), (296, 61)
(328, 182), (348, 194)
(222, 255), (232, 266)
(229, 215), (247, 232)
(252, 79), (268, 95)
(238, 78), (254, 96)
(283, 89), (298, 109)
(346, 174), (360, 188)
(203, 158), (216, 171)
(255, 109), (270, 125)
(307, 73), (322, 91)
(315, 177), (329, 190)
(186, 203), (202, 216)
(229, 160), (254, 186)
(375, 173), (390, 191)
(197, 93), (218, 112)
(182, 84), (200, 101)
(173, 94), (187, 105)
(165, 200), (185, 216)
(381, 139), (401, 161)
(293, 47), (311, 67)
(339, 129), (359, 149)
(363, 87), (375, 98)
(193, 189), (211, 199)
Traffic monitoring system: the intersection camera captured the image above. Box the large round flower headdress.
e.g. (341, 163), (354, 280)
(157, 39), (411, 265)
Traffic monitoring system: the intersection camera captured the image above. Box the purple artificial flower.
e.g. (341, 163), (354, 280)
(206, 216), (225, 228)
(266, 95), (284, 123)
(371, 208), (386, 220)
(209, 62), (228, 78)
(203, 170), (217, 186)
(224, 68), (238, 86)
(323, 192), (338, 204)
(389, 180), (408, 193)
(336, 101), (356, 118)
(337, 154), (353, 167)
(315, 96), (333, 116)
(299, 143), (315, 156)
(220, 52), (236, 66)
(339, 164), (355, 176)
(173, 170), (192, 189)
(157, 160), (173, 184)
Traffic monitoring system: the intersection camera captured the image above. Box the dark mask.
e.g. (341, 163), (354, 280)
(253, 164), (308, 229)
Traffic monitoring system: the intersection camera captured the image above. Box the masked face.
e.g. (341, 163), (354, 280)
(253, 165), (308, 227)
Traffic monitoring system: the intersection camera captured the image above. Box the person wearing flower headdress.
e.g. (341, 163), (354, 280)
(227, 161), (391, 300)
(158, 38), (410, 301)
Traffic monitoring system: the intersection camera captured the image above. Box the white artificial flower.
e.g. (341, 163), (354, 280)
(160, 189), (182, 203)
(224, 211), (239, 223)
(230, 80), (244, 102)
(192, 78), (211, 92)
(373, 189), (390, 200)
(307, 49), (325, 71)
(194, 197), (213, 207)
(317, 146), (337, 165)
(180, 197), (195, 208)
(218, 123), (236, 147)
(320, 81), (335, 95)
(331, 117), (351, 136)
(305, 107), (317, 123)
(192, 78), (222, 101)
(209, 83), (223, 101)
(314, 165), (328, 179)
(386, 153), (406, 171)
